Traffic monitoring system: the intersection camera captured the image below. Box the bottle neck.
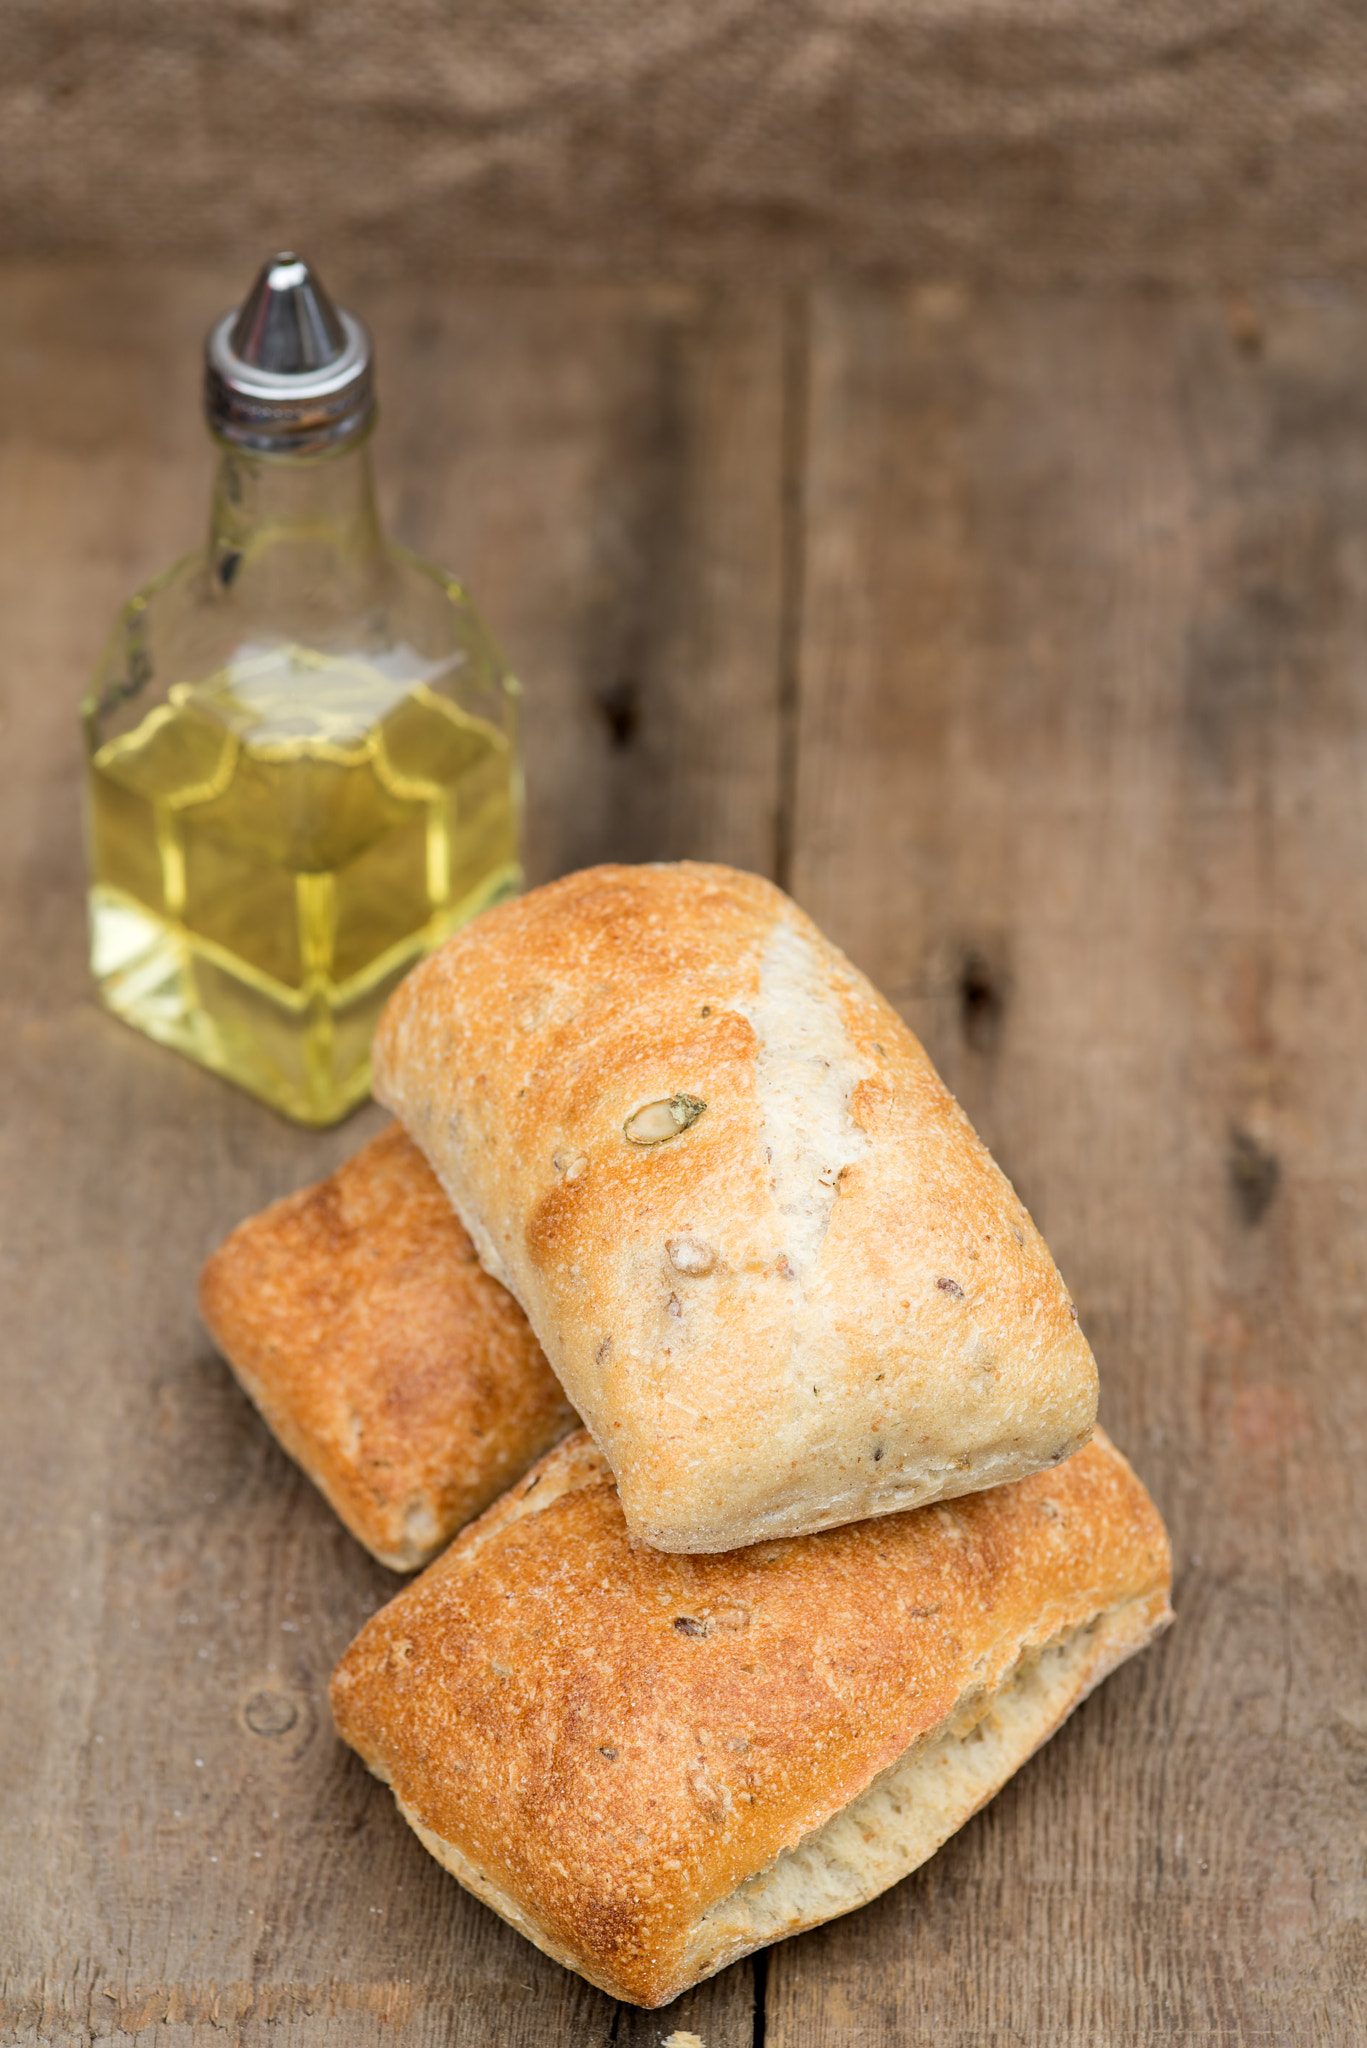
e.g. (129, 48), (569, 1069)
(206, 428), (388, 640)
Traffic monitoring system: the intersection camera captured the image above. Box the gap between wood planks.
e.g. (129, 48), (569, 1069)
(773, 286), (812, 898)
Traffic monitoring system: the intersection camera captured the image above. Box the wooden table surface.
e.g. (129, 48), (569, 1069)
(2, 264), (1364, 2046)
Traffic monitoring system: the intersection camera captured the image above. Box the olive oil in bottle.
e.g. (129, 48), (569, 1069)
(82, 255), (522, 1125)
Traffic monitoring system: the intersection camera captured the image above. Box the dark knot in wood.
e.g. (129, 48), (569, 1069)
(597, 675), (640, 748)
(1229, 1127), (1280, 1226)
(243, 1689), (300, 1738)
(959, 948), (1008, 1054)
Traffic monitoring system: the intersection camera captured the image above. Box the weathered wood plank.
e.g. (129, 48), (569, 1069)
(0, 265), (784, 2046)
(766, 280), (1367, 2044)
(369, 275), (788, 886)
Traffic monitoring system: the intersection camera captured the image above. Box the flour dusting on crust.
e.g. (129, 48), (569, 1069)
(738, 918), (873, 1281)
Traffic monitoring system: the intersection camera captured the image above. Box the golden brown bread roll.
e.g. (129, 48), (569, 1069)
(331, 1426), (1171, 2005)
(198, 1124), (578, 1570)
(372, 861), (1099, 1552)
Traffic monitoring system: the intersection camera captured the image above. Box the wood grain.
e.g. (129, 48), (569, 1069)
(769, 280), (1367, 2044)
(0, 265), (781, 2046)
(365, 277), (788, 885)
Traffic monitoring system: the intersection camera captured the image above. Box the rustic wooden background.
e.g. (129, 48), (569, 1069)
(2, 261), (1365, 2044)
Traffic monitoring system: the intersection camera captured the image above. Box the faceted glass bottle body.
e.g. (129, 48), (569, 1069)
(83, 430), (522, 1125)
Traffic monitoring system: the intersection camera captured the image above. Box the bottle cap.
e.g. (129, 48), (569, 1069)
(205, 253), (375, 455)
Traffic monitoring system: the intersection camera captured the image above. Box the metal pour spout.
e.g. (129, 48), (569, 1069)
(205, 252), (375, 456)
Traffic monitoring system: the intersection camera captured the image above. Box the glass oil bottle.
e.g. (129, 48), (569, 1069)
(82, 254), (522, 1125)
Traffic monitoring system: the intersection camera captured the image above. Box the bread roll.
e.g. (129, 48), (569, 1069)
(372, 862), (1099, 1551)
(331, 1426), (1171, 2007)
(198, 1124), (577, 1570)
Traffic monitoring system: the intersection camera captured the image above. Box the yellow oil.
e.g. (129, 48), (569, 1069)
(85, 644), (520, 1124)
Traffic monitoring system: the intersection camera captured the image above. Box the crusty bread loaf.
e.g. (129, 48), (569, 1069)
(372, 862), (1099, 1552)
(331, 1425), (1171, 2007)
(198, 1124), (578, 1571)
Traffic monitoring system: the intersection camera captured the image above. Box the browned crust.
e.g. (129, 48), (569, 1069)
(371, 862), (1100, 1552)
(330, 1427), (1172, 2003)
(198, 1124), (578, 1570)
